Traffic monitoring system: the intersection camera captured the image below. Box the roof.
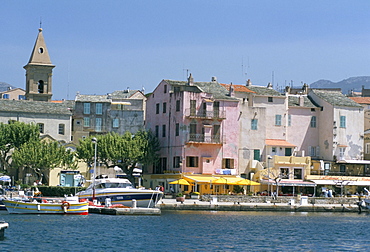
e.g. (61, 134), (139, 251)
(75, 94), (111, 102)
(220, 83), (255, 93)
(0, 100), (72, 115)
(311, 89), (362, 107)
(111, 90), (140, 99)
(265, 139), (296, 147)
(288, 96), (319, 108)
(247, 86), (285, 97)
(164, 79), (238, 101)
(349, 97), (370, 104)
(26, 28), (54, 66)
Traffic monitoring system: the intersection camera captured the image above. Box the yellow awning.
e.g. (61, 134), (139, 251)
(169, 179), (191, 186)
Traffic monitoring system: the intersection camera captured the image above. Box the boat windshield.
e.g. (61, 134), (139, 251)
(96, 182), (132, 189)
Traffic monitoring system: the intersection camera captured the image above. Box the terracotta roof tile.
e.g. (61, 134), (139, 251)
(349, 97), (370, 104)
(265, 139), (296, 147)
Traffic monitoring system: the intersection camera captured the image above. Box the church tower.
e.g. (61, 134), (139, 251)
(24, 28), (55, 102)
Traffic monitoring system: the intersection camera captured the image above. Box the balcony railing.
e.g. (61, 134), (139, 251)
(187, 134), (223, 144)
(185, 109), (226, 119)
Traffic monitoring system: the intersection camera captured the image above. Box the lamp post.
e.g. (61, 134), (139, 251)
(267, 155), (272, 198)
(92, 137), (97, 200)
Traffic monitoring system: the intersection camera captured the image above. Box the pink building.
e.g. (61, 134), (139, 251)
(145, 75), (240, 177)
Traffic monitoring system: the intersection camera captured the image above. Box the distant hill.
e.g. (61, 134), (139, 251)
(310, 76), (370, 94)
(0, 82), (16, 92)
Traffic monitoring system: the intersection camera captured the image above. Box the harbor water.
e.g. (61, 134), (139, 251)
(1, 210), (370, 251)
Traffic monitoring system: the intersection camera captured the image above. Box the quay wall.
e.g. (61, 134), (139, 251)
(199, 195), (360, 205)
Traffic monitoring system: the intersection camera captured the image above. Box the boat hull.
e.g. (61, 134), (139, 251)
(78, 190), (163, 208)
(3, 200), (88, 215)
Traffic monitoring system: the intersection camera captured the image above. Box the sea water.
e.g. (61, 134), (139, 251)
(1, 210), (369, 251)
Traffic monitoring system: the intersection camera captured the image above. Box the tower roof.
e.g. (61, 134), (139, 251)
(26, 28), (54, 66)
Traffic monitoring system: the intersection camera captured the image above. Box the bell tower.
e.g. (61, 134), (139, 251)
(24, 28), (55, 102)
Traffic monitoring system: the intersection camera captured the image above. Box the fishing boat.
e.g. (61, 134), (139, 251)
(77, 176), (163, 208)
(2, 196), (88, 215)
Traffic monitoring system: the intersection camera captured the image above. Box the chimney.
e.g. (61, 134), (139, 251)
(228, 82), (235, 97)
(267, 82), (273, 89)
(299, 95), (304, 106)
(211, 76), (217, 82)
(246, 79), (252, 87)
(187, 73), (194, 86)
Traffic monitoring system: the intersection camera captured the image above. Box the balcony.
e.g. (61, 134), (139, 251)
(186, 134), (224, 144)
(185, 109), (226, 119)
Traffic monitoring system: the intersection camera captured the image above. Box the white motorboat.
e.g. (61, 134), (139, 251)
(0, 221), (8, 239)
(3, 196), (88, 215)
(77, 177), (163, 208)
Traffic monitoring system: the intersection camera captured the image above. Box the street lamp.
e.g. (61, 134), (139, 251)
(92, 137), (97, 200)
(267, 155), (272, 198)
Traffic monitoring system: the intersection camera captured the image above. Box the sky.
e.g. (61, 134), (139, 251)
(2, 1), (370, 100)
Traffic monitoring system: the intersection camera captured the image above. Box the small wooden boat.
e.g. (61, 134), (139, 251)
(3, 196), (88, 215)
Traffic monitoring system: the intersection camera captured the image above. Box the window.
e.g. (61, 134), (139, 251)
(176, 100), (180, 111)
(340, 164), (346, 173)
(2, 94), (9, 99)
(84, 117), (90, 127)
(155, 125), (159, 137)
(268, 97), (273, 102)
(310, 116), (316, 128)
(190, 100), (196, 116)
(253, 149), (260, 161)
(173, 156), (181, 168)
(310, 146), (316, 157)
(251, 119), (258, 130)
(37, 123), (44, 133)
(83, 103), (91, 114)
(58, 124), (65, 135)
(156, 103), (160, 114)
(113, 118), (119, 128)
(18, 95), (25, 100)
(339, 147), (345, 160)
(294, 169), (302, 179)
(175, 123), (179, 136)
(280, 168), (289, 179)
(186, 156), (199, 167)
(288, 114), (291, 126)
(164, 85), (167, 93)
(340, 116), (346, 128)
(96, 103), (102, 115)
(275, 115), (282, 126)
(272, 147), (276, 153)
(366, 143), (370, 154)
(162, 125), (166, 137)
(154, 158), (167, 174)
(96, 118), (102, 132)
(222, 158), (234, 169)
(163, 102), (167, 113)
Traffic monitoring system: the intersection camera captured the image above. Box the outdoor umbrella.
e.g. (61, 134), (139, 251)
(169, 179), (191, 186)
(0, 175), (11, 182)
(235, 179), (260, 186)
(211, 177), (228, 184)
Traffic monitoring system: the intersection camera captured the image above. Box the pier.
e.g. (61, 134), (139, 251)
(88, 206), (161, 215)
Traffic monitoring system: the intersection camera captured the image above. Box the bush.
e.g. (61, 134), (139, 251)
(176, 193), (184, 197)
(32, 186), (86, 197)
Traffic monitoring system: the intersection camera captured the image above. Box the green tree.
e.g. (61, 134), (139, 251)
(0, 121), (40, 172)
(76, 130), (160, 186)
(12, 140), (77, 185)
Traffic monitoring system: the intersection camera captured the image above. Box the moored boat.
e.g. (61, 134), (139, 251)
(0, 221), (8, 239)
(3, 196), (88, 215)
(77, 177), (163, 208)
